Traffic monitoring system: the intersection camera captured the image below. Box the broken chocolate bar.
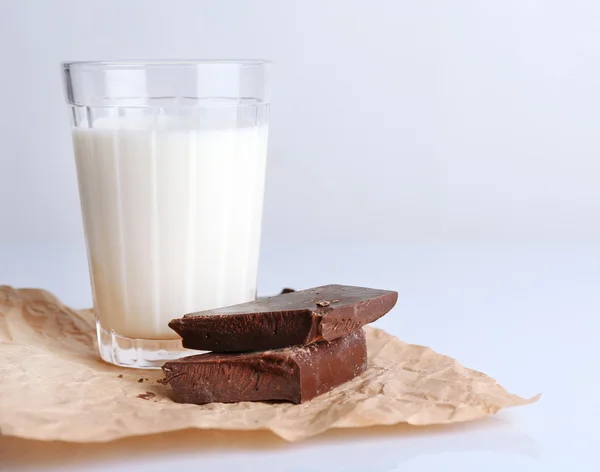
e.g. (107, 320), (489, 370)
(162, 329), (367, 404)
(169, 284), (397, 352)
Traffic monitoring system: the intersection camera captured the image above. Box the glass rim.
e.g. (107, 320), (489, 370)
(62, 59), (272, 71)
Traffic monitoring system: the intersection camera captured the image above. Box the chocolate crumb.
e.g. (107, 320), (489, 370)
(117, 374), (123, 378)
(145, 378), (149, 381)
(137, 392), (156, 400)
(316, 300), (330, 307)
(281, 288), (295, 294)
(138, 378), (144, 383)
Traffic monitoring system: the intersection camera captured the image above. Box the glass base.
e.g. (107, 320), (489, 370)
(96, 322), (191, 369)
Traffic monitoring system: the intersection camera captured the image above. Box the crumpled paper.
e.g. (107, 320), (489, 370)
(0, 286), (538, 442)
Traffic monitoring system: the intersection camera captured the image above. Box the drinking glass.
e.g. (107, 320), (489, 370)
(62, 60), (271, 368)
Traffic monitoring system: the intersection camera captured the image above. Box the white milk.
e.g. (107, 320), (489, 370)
(73, 120), (268, 339)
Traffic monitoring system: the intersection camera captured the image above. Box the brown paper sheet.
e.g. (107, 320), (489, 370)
(0, 286), (538, 443)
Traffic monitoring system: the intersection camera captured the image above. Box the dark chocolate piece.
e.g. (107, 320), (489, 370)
(162, 330), (367, 405)
(169, 284), (397, 352)
(137, 392), (156, 400)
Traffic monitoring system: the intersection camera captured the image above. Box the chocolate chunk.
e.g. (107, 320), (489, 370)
(137, 392), (156, 400)
(257, 288), (296, 301)
(169, 284), (397, 352)
(162, 330), (367, 405)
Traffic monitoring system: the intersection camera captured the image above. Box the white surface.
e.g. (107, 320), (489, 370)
(1, 0), (600, 245)
(1, 242), (598, 471)
(73, 124), (267, 339)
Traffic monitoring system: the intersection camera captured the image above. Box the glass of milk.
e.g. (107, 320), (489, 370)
(62, 60), (271, 368)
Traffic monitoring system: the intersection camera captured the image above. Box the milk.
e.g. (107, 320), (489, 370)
(73, 120), (268, 339)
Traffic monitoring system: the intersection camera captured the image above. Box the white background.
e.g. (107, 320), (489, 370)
(0, 1), (598, 471)
(1, 0), (599, 246)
